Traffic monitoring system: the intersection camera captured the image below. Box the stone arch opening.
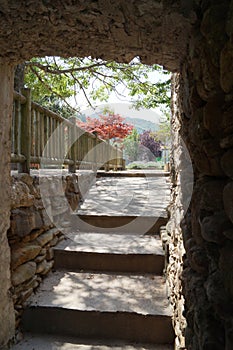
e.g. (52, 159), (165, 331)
(0, 1), (233, 348)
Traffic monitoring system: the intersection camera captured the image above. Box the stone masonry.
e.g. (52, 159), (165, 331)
(166, 2), (233, 349)
(8, 172), (93, 334)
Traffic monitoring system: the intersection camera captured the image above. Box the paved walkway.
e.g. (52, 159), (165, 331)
(78, 174), (170, 217)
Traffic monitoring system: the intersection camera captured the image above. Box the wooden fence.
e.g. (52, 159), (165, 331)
(11, 89), (125, 173)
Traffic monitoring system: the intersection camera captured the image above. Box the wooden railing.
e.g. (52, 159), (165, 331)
(11, 89), (125, 173)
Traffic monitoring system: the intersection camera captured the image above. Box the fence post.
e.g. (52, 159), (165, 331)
(68, 117), (77, 173)
(92, 131), (98, 173)
(18, 88), (31, 173)
(104, 139), (110, 172)
(114, 144), (118, 171)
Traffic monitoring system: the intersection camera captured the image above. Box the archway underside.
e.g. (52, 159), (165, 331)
(0, 1), (194, 70)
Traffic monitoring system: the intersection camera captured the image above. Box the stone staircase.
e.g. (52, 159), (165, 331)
(13, 174), (174, 349)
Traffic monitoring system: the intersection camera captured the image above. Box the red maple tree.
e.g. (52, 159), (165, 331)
(77, 113), (133, 141)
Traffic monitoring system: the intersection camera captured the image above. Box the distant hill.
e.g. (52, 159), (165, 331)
(77, 114), (159, 134)
(125, 117), (159, 134)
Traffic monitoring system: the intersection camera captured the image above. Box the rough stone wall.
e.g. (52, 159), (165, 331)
(167, 1), (233, 349)
(8, 172), (93, 334)
(0, 0), (196, 71)
(0, 63), (15, 348)
(165, 73), (187, 350)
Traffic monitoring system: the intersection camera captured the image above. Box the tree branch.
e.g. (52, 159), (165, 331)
(26, 60), (110, 75)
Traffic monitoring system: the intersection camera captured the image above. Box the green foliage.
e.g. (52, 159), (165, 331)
(126, 161), (163, 170)
(35, 95), (76, 119)
(152, 117), (171, 146)
(123, 128), (140, 162)
(24, 56), (171, 112)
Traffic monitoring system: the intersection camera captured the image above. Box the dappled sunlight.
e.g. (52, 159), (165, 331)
(58, 232), (164, 255)
(29, 271), (171, 317)
(78, 176), (170, 217)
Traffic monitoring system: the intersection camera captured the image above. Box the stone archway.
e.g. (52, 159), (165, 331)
(1, 1), (233, 348)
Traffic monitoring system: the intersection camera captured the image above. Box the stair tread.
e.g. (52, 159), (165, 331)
(77, 176), (170, 217)
(55, 232), (164, 255)
(27, 271), (171, 317)
(12, 334), (173, 349)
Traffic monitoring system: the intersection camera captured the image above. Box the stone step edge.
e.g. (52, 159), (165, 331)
(53, 250), (165, 274)
(22, 306), (175, 344)
(12, 332), (174, 350)
(72, 216), (168, 234)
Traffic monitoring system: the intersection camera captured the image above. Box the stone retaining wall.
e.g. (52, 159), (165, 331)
(167, 2), (233, 349)
(8, 172), (93, 331)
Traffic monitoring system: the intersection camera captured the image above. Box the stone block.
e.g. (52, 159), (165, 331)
(196, 57), (220, 101)
(194, 179), (226, 213)
(188, 246), (209, 275)
(11, 242), (41, 270)
(35, 228), (60, 247)
(34, 253), (46, 263)
(201, 4), (228, 67)
(36, 260), (53, 275)
(46, 248), (54, 261)
(48, 236), (58, 247)
(16, 174), (33, 187)
(11, 207), (43, 238)
(40, 208), (52, 227)
(29, 228), (44, 241)
(203, 94), (225, 138)
(36, 260), (47, 274)
(11, 180), (34, 209)
(14, 275), (38, 295)
(11, 262), (36, 286)
(200, 211), (231, 243)
(193, 148), (224, 177)
(18, 288), (33, 304)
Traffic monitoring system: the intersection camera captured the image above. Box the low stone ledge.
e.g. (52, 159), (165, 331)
(8, 171), (94, 332)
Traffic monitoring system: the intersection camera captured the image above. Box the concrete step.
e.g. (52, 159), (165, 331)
(22, 271), (174, 344)
(54, 233), (165, 274)
(12, 333), (174, 349)
(96, 171), (170, 177)
(72, 215), (168, 234)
